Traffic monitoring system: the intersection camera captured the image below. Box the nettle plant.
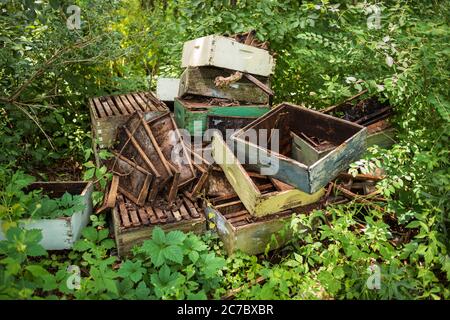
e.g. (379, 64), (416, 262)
(0, 169), (85, 223)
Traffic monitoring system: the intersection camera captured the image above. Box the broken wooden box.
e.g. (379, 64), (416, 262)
(232, 103), (367, 194)
(0, 181), (93, 250)
(206, 198), (321, 255)
(112, 194), (205, 257)
(178, 67), (270, 104)
(290, 131), (335, 166)
(323, 94), (395, 148)
(211, 133), (324, 217)
(89, 91), (168, 165)
(181, 35), (275, 77)
(174, 97), (270, 137)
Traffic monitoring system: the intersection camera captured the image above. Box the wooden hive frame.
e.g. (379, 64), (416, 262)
(211, 132), (324, 217)
(232, 103), (367, 194)
(88, 91), (168, 165)
(112, 194), (206, 257)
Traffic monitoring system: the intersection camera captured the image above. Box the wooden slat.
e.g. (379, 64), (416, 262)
(119, 95), (135, 114)
(224, 210), (248, 219)
(139, 92), (165, 111)
(183, 197), (200, 218)
(164, 210), (176, 223)
(154, 207), (167, 223)
(125, 198), (140, 227)
(93, 98), (107, 118)
(126, 94), (145, 112)
(179, 204), (191, 220)
(105, 95), (122, 116)
(228, 213), (251, 224)
(118, 197), (131, 228)
(100, 99), (113, 116)
(89, 99), (99, 119)
(172, 210), (182, 221)
(132, 92), (150, 111)
(137, 208), (150, 225)
(111, 95), (128, 115)
(145, 207), (158, 224)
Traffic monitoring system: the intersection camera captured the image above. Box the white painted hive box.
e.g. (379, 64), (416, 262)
(181, 35), (275, 77)
(156, 78), (180, 101)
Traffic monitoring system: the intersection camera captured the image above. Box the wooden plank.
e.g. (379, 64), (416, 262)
(164, 210), (176, 223)
(124, 94), (143, 112)
(182, 197), (199, 218)
(100, 98), (114, 116)
(89, 99), (99, 119)
(137, 208), (150, 225)
(179, 204), (191, 220)
(118, 197), (131, 228)
(119, 94), (136, 114)
(132, 92), (150, 111)
(93, 98), (107, 118)
(172, 210), (182, 221)
(153, 207), (167, 223)
(145, 207), (158, 224)
(95, 175), (119, 214)
(140, 92), (167, 112)
(105, 95), (122, 116)
(112, 95), (129, 115)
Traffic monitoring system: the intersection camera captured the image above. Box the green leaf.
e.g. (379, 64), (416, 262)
(166, 230), (186, 246)
(82, 227), (98, 242)
(163, 245), (183, 264)
(152, 227), (165, 245)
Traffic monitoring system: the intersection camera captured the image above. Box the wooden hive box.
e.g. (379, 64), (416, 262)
(205, 197), (322, 256)
(174, 97), (270, 137)
(156, 78), (180, 102)
(290, 131), (335, 166)
(323, 93), (396, 148)
(211, 133), (324, 217)
(181, 35), (275, 77)
(88, 91), (168, 163)
(178, 67), (270, 104)
(0, 182), (93, 250)
(112, 194), (206, 257)
(232, 103), (367, 194)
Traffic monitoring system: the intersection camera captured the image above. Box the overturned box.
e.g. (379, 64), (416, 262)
(232, 103), (367, 194)
(206, 198), (322, 256)
(211, 133), (324, 217)
(174, 97), (270, 137)
(179, 67), (270, 104)
(112, 194), (206, 257)
(181, 35), (275, 77)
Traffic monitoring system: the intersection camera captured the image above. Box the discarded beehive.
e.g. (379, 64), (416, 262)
(322, 92), (395, 148)
(206, 197), (322, 255)
(88, 91), (168, 164)
(232, 103), (367, 194)
(111, 111), (196, 206)
(211, 133), (324, 217)
(0, 182), (93, 250)
(156, 78), (180, 102)
(181, 35), (275, 77)
(225, 30), (270, 50)
(174, 97), (270, 136)
(108, 152), (153, 206)
(178, 67), (270, 104)
(112, 194), (206, 257)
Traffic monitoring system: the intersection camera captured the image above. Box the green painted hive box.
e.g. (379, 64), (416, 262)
(174, 97), (270, 137)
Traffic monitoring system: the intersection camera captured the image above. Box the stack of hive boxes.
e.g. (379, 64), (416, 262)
(175, 32), (275, 138)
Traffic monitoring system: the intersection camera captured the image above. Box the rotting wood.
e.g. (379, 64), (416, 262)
(96, 175), (119, 214)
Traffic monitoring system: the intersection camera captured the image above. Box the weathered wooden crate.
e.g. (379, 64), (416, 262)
(174, 97), (270, 137)
(211, 133), (324, 217)
(88, 91), (168, 163)
(0, 182), (93, 250)
(112, 194), (206, 257)
(206, 198), (321, 255)
(323, 93), (395, 148)
(232, 103), (367, 194)
(181, 35), (275, 77)
(178, 67), (269, 104)
(156, 78), (180, 102)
